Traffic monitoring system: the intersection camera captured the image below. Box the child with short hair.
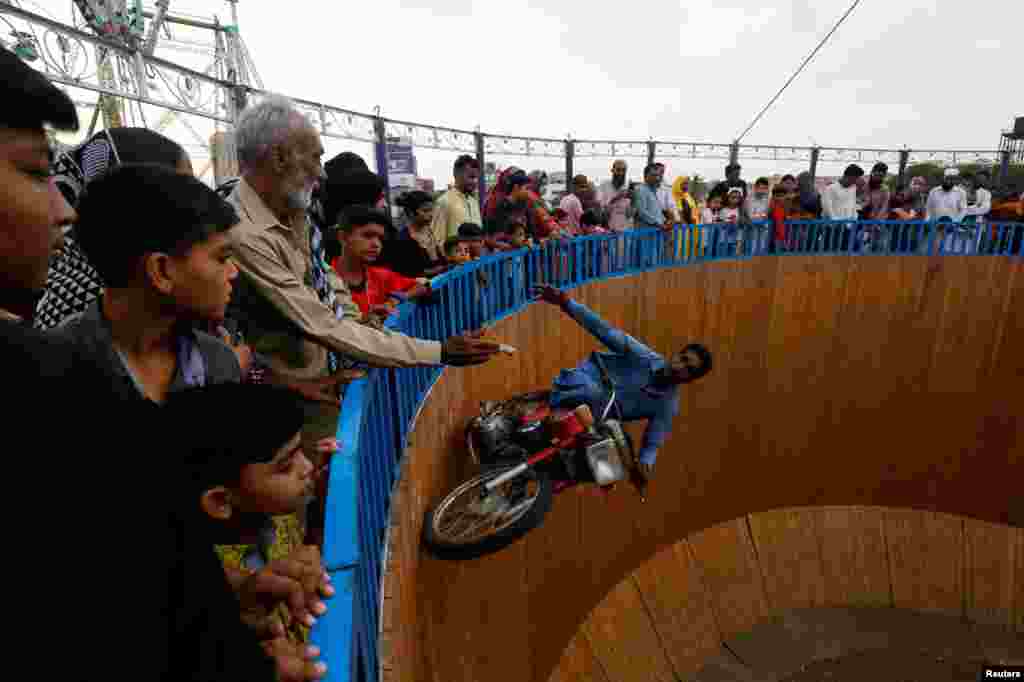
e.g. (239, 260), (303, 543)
(331, 206), (430, 323)
(746, 178), (772, 220)
(719, 188), (744, 255)
(700, 195), (723, 225)
(56, 163), (243, 404)
(444, 236), (472, 266)
(457, 222), (487, 259)
(164, 382), (333, 681)
(700, 195), (723, 257)
(509, 223), (533, 249)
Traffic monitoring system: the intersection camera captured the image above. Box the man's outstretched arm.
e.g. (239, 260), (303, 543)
(533, 286), (660, 361)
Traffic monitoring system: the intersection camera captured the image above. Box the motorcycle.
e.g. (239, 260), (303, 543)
(422, 366), (642, 561)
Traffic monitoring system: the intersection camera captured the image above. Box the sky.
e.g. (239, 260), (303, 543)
(20, 0), (1023, 186)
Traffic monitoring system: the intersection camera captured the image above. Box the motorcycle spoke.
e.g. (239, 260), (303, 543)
(448, 512), (501, 542)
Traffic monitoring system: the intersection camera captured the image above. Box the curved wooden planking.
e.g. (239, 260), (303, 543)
(381, 256), (1024, 682)
(547, 507), (1022, 682)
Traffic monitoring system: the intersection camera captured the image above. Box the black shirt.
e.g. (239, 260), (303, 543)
(47, 301), (242, 399)
(382, 229), (446, 279)
(2, 318), (274, 681)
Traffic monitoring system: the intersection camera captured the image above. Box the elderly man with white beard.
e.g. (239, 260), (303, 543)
(223, 95), (500, 476)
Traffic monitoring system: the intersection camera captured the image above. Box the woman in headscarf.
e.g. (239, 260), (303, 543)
(528, 170), (550, 211)
(672, 176), (701, 257)
(483, 165), (521, 221)
(485, 167), (562, 241)
(35, 127), (192, 330)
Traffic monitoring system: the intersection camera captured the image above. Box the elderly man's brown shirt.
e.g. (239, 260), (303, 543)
(226, 178), (441, 381)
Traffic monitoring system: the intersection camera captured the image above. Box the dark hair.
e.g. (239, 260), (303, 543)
(0, 46), (78, 131)
(871, 162), (889, 174)
(679, 343), (713, 383)
(395, 190), (433, 216)
(771, 186), (787, 197)
(581, 209), (601, 227)
(781, 174), (797, 183)
(843, 164), (865, 178)
(323, 169), (386, 226)
(76, 164), (239, 287)
(443, 236), (463, 256)
(725, 163), (742, 173)
(754, 177), (770, 187)
(643, 163), (659, 176)
(325, 151), (369, 179)
(504, 171), (530, 192)
(457, 222), (485, 240)
(338, 205), (393, 234)
(164, 383), (304, 497)
(107, 128), (187, 167)
(454, 155), (480, 174)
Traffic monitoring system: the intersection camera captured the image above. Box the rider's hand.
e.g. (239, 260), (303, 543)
(262, 637), (327, 681)
(532, 285), (569, 308)
(441, 331), (501, 367)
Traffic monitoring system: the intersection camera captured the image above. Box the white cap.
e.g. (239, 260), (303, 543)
(944, 168), (960, 178)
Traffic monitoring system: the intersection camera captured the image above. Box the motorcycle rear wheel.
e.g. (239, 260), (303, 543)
(422, 465), (553, 561)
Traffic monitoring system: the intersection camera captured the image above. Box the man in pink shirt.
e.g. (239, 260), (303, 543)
(559, 174), (589, 233)
(598, 160), (634, 233)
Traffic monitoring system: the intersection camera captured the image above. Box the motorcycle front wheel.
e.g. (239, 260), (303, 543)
(422, 465), (553, 561)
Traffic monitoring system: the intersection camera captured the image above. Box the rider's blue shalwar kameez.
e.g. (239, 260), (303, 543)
(549, 300), (680, 466)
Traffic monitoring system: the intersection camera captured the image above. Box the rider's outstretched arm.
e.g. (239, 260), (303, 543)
(535, 285), (661, 360)
(559, 297), (661, 362)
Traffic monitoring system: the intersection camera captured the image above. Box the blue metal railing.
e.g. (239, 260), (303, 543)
(311, 219), (1023, 682)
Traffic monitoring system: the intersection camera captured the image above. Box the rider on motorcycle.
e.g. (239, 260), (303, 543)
(534, 285), (712, 495)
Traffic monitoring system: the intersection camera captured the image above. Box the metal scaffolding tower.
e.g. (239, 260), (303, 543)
(1000, 117), (1024, 164)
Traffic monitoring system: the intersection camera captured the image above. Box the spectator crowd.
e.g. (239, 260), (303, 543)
(389, 156), (1021, 267)
(2, 44), (1022, 681)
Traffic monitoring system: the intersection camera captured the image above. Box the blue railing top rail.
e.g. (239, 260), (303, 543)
(311, 220), (1023, 682)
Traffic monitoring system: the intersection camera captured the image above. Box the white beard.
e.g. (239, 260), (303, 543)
(287, 185), (314, 211)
